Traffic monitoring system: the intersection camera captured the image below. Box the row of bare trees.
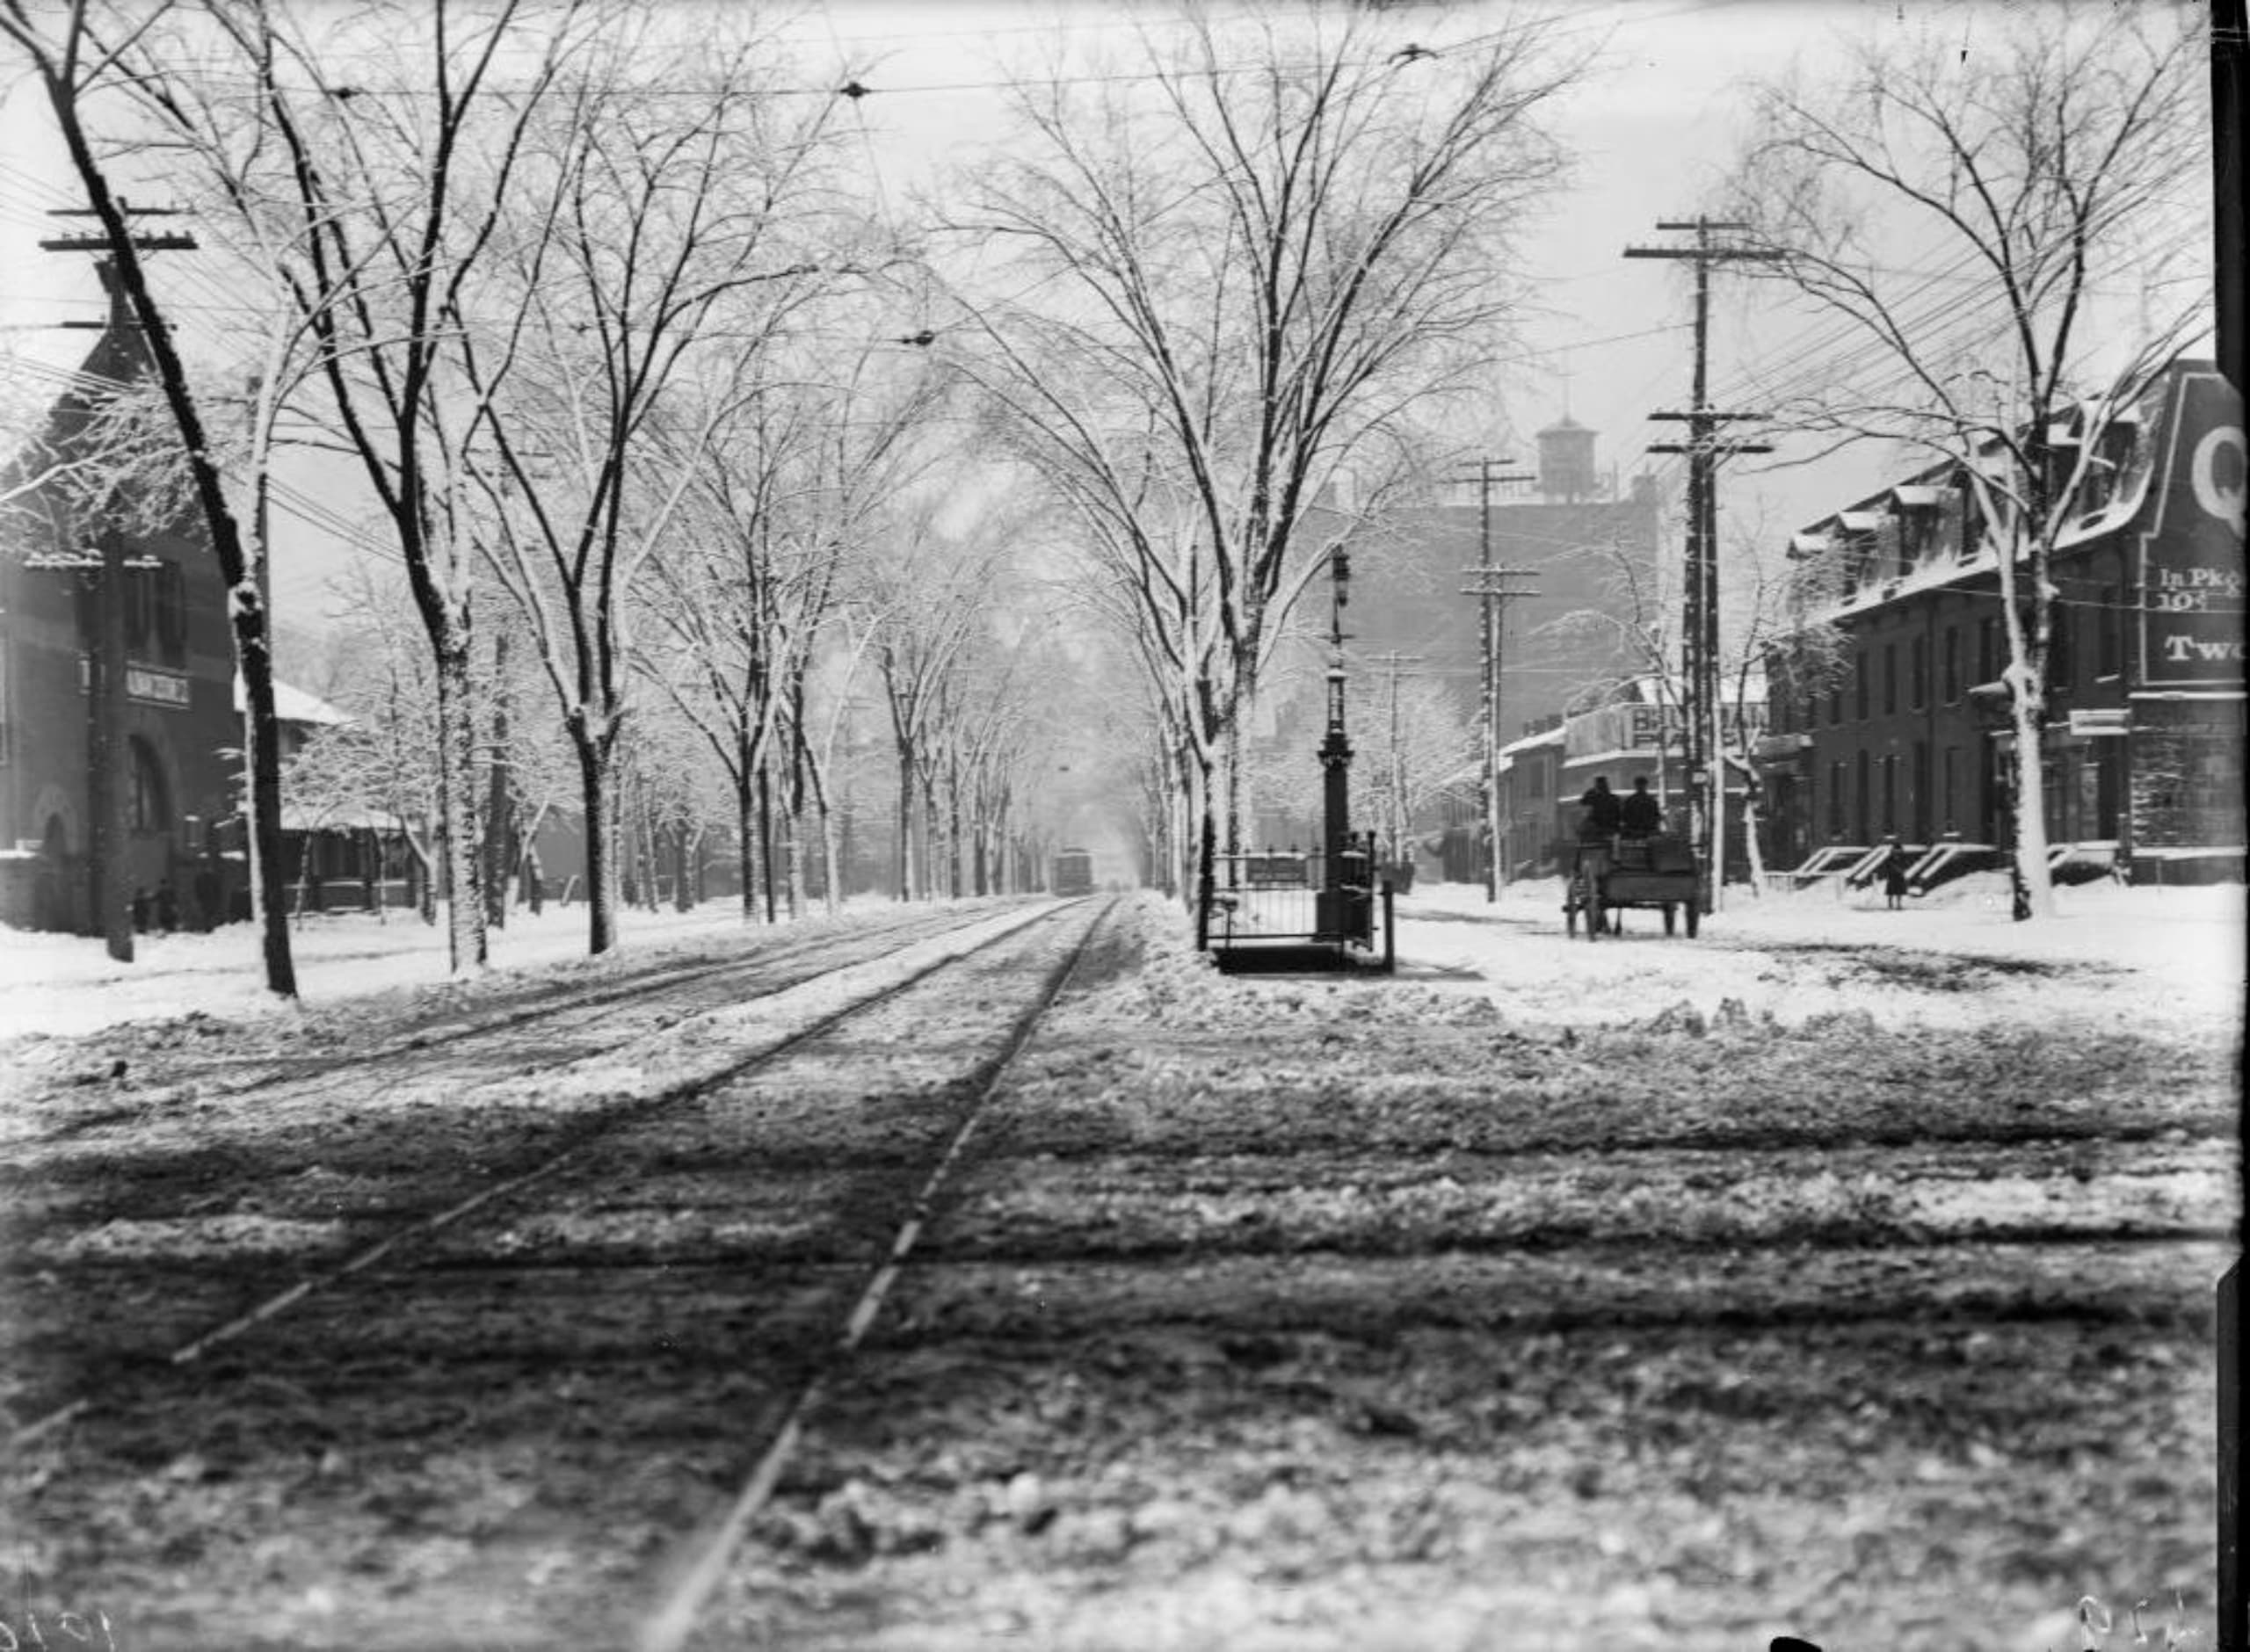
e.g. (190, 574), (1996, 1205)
(2, 0), (1081, 994)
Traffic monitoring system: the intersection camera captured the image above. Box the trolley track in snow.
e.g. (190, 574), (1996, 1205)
(6, 903), (1023, 1147)
(4, 900), (1109, 1452)
(2, 895), (2227, 1652)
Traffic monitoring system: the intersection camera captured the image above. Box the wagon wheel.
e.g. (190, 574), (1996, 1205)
(1662, 902), (1677, 936)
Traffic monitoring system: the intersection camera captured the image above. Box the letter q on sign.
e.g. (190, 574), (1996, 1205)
(2191, 424), (2246, 535)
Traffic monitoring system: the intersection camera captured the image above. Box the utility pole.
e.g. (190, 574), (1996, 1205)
(1365, 651), (1426, 871)
(43, 204), (198, 963)
(1450, 457), (1535, 902)
(1315, 547), (1356, 940)
(1627, 216), (1771, 917)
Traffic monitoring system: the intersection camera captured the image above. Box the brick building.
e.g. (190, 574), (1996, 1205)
(1755, 360), (2243, 885)
(0, 289), (246, 933)
(1337, 417), (1665, 736)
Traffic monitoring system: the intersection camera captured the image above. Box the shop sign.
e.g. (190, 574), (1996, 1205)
(1627, 706), (1676, 748)
(75, 657), (192, 708)
(2066, 708), (2130, 737)
(2139, 369), (2246, 687)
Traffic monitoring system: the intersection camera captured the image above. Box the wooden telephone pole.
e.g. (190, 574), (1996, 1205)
(1626, 217), (1770, 916)
(1450, 456), (1537, 902)
(41, 203), (197, 963)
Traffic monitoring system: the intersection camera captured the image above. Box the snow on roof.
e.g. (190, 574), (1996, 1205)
(234, 677), (351, 726)
(1789, 532), (1829, 556)
(1890, 485), (1942, 508)
(280, 804), (406, 832)
(1836, 510), (1884, 533)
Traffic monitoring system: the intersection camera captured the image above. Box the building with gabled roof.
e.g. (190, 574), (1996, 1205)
(1754, 359), (2243, 887)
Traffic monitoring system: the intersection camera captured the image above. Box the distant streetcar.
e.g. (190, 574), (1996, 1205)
(1052, 847), (1095, 896)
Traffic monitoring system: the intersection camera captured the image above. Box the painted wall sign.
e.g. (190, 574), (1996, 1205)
(2139, 369), (2247, 688)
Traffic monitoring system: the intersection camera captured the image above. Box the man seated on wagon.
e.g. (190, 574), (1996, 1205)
(1578, 775), (1622, 840)
(1620, 775), (1663, 838)
(1576, 775), (1622, 880)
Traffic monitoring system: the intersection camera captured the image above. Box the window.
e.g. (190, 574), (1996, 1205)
(74, 570), (100, 648)
(1910, 635), (1928, 710)
(1528, 762), (1547, 801)
(1978, 616), (1999, 685)
(1883, 644), (1898, 714)
(1901, 508), (1934, 564)
(1854, 749), (1870, 842)
(154, 561), (186, 666)
(0, 635), (11, 765)
(1827, 760), (1847, 838)
(1912, 742), (1931, 839)
(2097, 583), (2123, 677)
(1881, 754), (1898, 835)
(126, 565), (153, 652)
(1942, 627), (1962, 702)
(1854, 652), (1869, 721)
(1942, 746), (1962, 834)
(128, 737), (170, 834)
(1828, 683), (1841, 727)
(2050, 609), (2074, 693)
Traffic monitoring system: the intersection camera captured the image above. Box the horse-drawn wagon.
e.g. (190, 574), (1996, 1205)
(1564, 833), (1701, 938)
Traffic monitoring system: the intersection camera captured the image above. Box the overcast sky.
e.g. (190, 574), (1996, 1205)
(0, 0), (2216, 634)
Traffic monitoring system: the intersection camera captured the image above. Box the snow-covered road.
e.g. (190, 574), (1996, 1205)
(1390, 872), (2242, 1035)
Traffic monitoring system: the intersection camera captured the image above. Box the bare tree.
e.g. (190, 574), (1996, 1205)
(1725, 3), (2210, 915)
(639, 339), (947, 922)
(867, 517), (1000, 902)
(461, 18), (880, 953)
(946, 7), (1582, 923)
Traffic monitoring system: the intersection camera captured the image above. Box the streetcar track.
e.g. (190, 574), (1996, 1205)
(11, 906), (1003, 1145)
(4, 900), (1098, 1452)
(635, 895), (1115, 1652)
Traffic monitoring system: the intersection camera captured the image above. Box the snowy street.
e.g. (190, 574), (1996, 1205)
(1, 881), (2237, 1650)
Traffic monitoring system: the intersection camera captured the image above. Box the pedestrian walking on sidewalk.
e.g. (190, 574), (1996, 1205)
(1878, 837), (1912, 909)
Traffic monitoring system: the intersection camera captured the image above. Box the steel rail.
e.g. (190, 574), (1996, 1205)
(635, 898), (1115, 1652)
(5, 900), (1097, 1451)
(18, 905), (1009, 1141)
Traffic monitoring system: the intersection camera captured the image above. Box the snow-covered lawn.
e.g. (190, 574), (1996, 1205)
(1392, 872), (2244, 1036)
(0, 898), (902, 1043)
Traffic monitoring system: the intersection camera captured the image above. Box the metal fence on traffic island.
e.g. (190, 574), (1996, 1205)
(1197, 842), (1395, 974)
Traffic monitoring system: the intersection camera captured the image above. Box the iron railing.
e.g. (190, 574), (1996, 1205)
(1197, 840), (1395, 971)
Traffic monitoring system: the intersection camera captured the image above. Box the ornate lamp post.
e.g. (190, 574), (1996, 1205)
(1317, 547), (1354, 938)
